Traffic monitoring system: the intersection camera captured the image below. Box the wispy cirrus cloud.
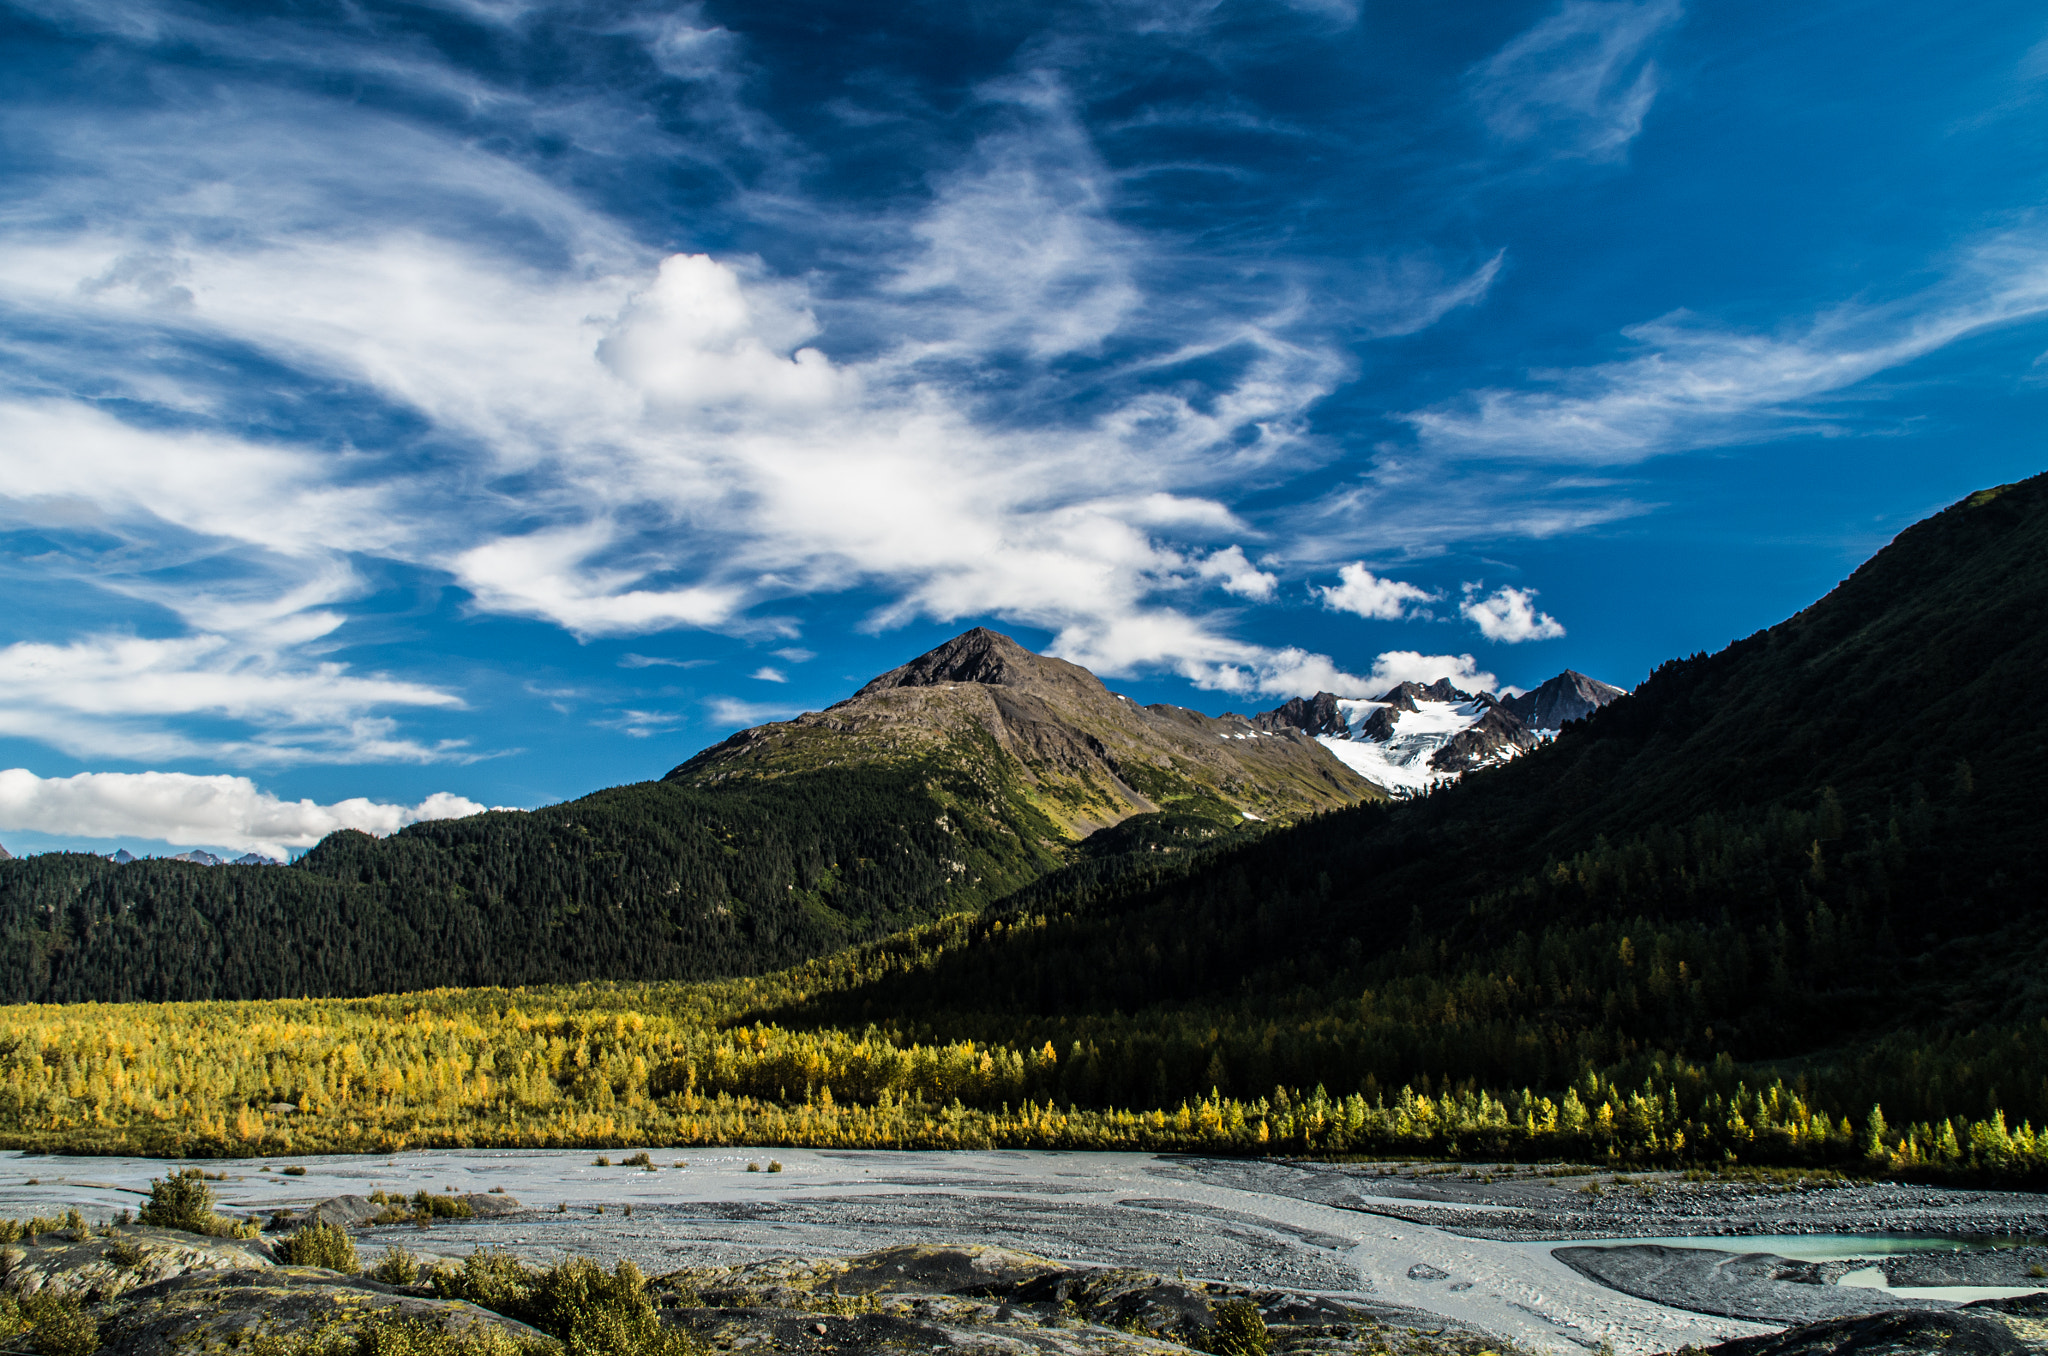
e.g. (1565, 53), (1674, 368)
(0, 22), (1487, 758)
(0, 633), (466, 764)
(1403, 230), (2048, 463)
(1468, 0), (1682, 162)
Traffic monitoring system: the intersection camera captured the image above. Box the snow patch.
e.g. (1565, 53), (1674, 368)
(1316, 696), (1521, 796)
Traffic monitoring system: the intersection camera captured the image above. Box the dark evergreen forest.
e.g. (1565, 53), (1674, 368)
(0, 764), (1067, 1002)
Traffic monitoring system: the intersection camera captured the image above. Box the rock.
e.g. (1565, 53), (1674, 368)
(266, 1192), (520, 1231)
(661, 1245), (1504, 1356)
(0, 1227), (275, 1301)
(1553, 1244), (1953, 1325)
(90, 1267), (544, 1356)
(1700, 1294), (2048, 1356)
(1499, 670), (1626, 731)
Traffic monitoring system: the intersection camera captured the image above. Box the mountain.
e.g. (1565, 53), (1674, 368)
(672, 627), (1378, 835)
(759, 473), (2048, 1133)
(1501, 669), (1625, 730)
(0, 627), (1372, 1003)
(0, 842), (9, 861)
(170, 849), (224, 866)
(1252, 670), (1625, 794)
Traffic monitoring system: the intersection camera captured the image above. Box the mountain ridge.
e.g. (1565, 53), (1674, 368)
(670, 626), (1380, 836)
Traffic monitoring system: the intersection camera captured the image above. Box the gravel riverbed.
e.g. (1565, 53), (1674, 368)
(2, 1148), (2041, 1355)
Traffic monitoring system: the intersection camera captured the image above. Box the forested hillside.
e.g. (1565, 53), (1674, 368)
(0, 762), (1080, 1002)
(0, 627), (1371, 1004)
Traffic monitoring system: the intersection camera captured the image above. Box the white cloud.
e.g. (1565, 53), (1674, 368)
(0, 768), (490, 860)
(599, 253), (847, 410)
(1316, 563), (1438, 619)
(705, 697), (802, 727)
(772, 647), (815, 663)
(619, 654), (714, 669)
(593, 709), (686, 738)
(0, 633), (465, 763)
(1404, 232), (2048, 463)
(0, 24), (1579, 767)
(1460, 584), (1566, 642)
(1195, 546), (1277, 600)
(1363, 651), (1500, 695)
(1468, 0), (1681, 161)
(750, 666), (787, 682)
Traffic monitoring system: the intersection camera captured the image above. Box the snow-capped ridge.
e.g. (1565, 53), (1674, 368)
(1253, 666), (1624, 796)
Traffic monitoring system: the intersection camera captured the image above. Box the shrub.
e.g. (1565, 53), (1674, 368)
(139, 1171), (239, 1235)
(591, 1157), (610, 1168)
(1190, 1300), (1269, 1356)
(367, 1191), (474, 1226)
(766, 1162), (782, 1174)
(433, 1250), (699, 1356)
(277, 1221), (361, 1273)
(0, 1289), (101, 1356)
(103, 1235), (146, 1269)
(372, 1246), (423, 1286)
(283, 1166), (308, 1177)
(621, 1153), (651, 1168)
(239, 1315), (545, 1356)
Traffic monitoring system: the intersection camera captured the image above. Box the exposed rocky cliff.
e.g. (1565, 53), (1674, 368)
(1500, 669), (1627, 731)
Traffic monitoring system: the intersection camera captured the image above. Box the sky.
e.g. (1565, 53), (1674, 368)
(2, 0), (2045, 859)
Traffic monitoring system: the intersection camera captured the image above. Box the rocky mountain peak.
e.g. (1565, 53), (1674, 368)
(854, 627), (1102, 698)
(1376, 678), (1473, 709)
(1252, 691), (1348, 737)
(0, 841), (10, 861)
(1500, 669), (1627, 731)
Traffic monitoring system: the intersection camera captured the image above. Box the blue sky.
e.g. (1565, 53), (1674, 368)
(2, 0), (2044, 858)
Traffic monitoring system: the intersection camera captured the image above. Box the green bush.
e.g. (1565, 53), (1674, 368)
(241, 1315), (544, 1356)
(276, 1221), (361, 1273)
(432, 1250), (697, 1356)
(372, 1245), (424, 1285)
(0, 1289), (101, 1356)
(138, 1171), (241, 1235)
(1190, 1301), (1269, 1356)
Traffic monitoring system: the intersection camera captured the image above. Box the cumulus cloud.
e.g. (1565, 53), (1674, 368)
(1195, 546), (1278, 600)
(1461, 584), (1567, 642)
(1316, 563), (1438, 619)
(1468, 0), (1681, 161)
(0, 768), (491, 860)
